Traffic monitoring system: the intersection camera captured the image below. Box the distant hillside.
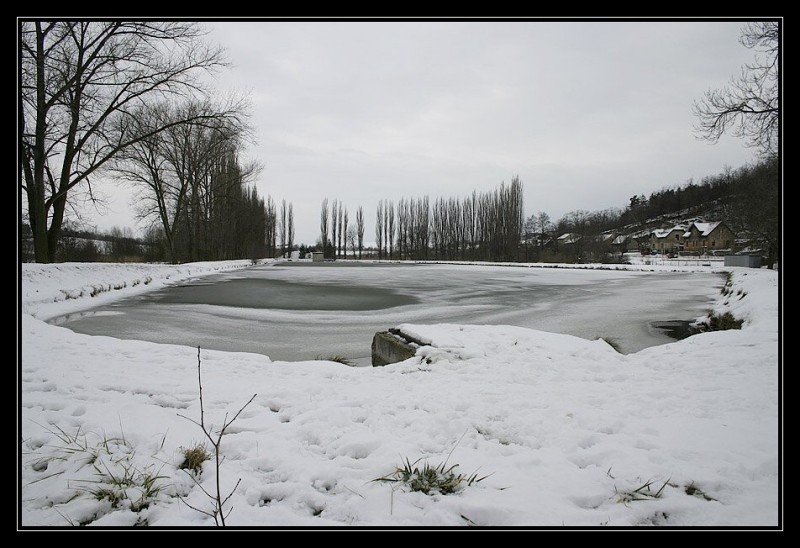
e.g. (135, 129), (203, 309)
(537, 156), (779, 266)
(612, 161), (736, 225)
(612, 196), (729, 239)
(618, 157), (778, 260)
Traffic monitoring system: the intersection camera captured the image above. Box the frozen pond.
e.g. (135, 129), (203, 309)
(51, 262), (724, 364)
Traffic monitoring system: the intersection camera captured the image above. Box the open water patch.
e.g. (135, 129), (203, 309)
(148, 277), (418, 311)
(650, 320), (701, 341)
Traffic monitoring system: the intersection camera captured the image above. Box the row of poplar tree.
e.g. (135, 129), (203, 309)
(109, 101), (296, 264)
(320, 176), (524, 262)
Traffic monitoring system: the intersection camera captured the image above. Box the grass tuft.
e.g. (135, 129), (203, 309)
(685, 481), (717, 501)
(615, 477), (670, 504)
(179, 444), (210, 474)
(76, 446), (169, 512)
(373, 457), (489, 495)
(26, 423), (173, 519)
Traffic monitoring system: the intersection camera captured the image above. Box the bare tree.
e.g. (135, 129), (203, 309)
(556, 209), (591, 261)
(331, 199), (339, 259)
(342, 207), (349, 259)
(535, 211), (552, 251)
(110, 103), (184, 262)
(431, 197), (445, 260)
(356, 205), (364, 259)
(320, 198), (329, 257)
(111, 98), (253, 262)
(280, 199), (287, 258)
(346, 226), (357, 258)
(396, 198), (407, 259)
(266, 196), (277, 258)
(693, 21), (779, 158)
(447, 197), (462, 260)
(386, 200), (395, 260)
(504, 176), (524, 261)
(375, 200), (384, 259)
(417, 197), (430, 260)
(722, 157), (780, 268)
(459, 195), (471, 260)
(337, 202), (344, 260)
(287, 203), (294, 257)
(20, 21), (228, 262)
(463, 192), (476, 260)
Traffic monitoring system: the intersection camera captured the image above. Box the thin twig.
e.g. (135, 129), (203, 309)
(178, 347), (256, 526)
(197, 347), (205, 432)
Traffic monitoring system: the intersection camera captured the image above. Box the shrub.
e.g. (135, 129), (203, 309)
(707, 311), (744, 331)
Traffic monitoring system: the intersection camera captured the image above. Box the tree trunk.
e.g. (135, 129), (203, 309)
(46, 192), (68, 263)
(29, 23), (51, 263)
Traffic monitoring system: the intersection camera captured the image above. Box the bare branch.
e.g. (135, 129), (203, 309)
(21, 21), (230, 262)
(693, 20), (779, 158)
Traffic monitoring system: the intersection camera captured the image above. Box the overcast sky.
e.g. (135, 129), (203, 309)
(90, 19), (762, 246)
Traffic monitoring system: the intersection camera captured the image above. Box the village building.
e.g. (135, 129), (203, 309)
(649, 224), (688, 255)
(557, 233), (581, 247)
(610, 233), (631, 254)
(682, 221), (735, 254)
(645, 221), (735, 255)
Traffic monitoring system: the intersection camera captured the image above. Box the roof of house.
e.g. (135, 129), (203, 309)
(651, 225), (687, 239)
(598, 232), (616, 242)
(612, 234), (628, 245)
(689, 221), (723, 237)
(557, 233), (581, 244)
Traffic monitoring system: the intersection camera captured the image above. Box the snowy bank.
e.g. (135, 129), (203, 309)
(21, 260), (265, 321)
(19, 261), (781, 529)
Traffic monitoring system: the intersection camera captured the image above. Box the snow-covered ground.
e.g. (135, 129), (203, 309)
(19, 260), (781, 529)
